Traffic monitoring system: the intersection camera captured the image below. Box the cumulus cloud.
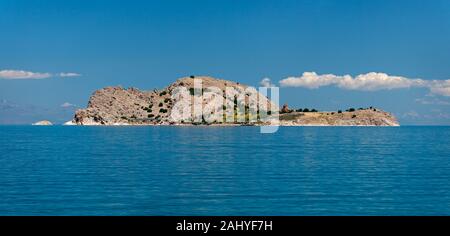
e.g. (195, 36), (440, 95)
(0, 70), (51, 79)
(339, 73), (426, 90)
(259, 78), (275, 87)
(59, 72), (81, 77)
(0, 69), (81, 80)
(279, 72), (450, 96)
(428, 80), (450, 97)
(280, 72), (346, 89)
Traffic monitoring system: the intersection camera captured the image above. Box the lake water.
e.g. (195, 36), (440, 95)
(0, 126), (449, 215)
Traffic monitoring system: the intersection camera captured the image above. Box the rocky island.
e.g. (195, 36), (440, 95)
(67, 76), (399, 126)
(32, 120), (53, 126)
(278, 105), (398, 126)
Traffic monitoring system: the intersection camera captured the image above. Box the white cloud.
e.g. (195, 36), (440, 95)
(339, 73), (426, 91)
(0, 70), (51, 79)
(61, 102), (76, 108)
(401, 110), (420, 119)
(259, 78), (275, 87)
(279, 72), (450, 96)
(0, 69), (82, 80)
(280, 72), (347, 89)
(59, 72), (81, 77)
(428, 80), (450, 97)
(415, 96), (450, 105)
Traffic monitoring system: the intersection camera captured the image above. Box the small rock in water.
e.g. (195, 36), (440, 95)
(32, 120), (53, 126)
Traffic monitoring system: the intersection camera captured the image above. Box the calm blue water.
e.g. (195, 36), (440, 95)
(0, 126), (450, 216)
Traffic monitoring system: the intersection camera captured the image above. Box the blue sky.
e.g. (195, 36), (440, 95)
(1, 0), (450, 124)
